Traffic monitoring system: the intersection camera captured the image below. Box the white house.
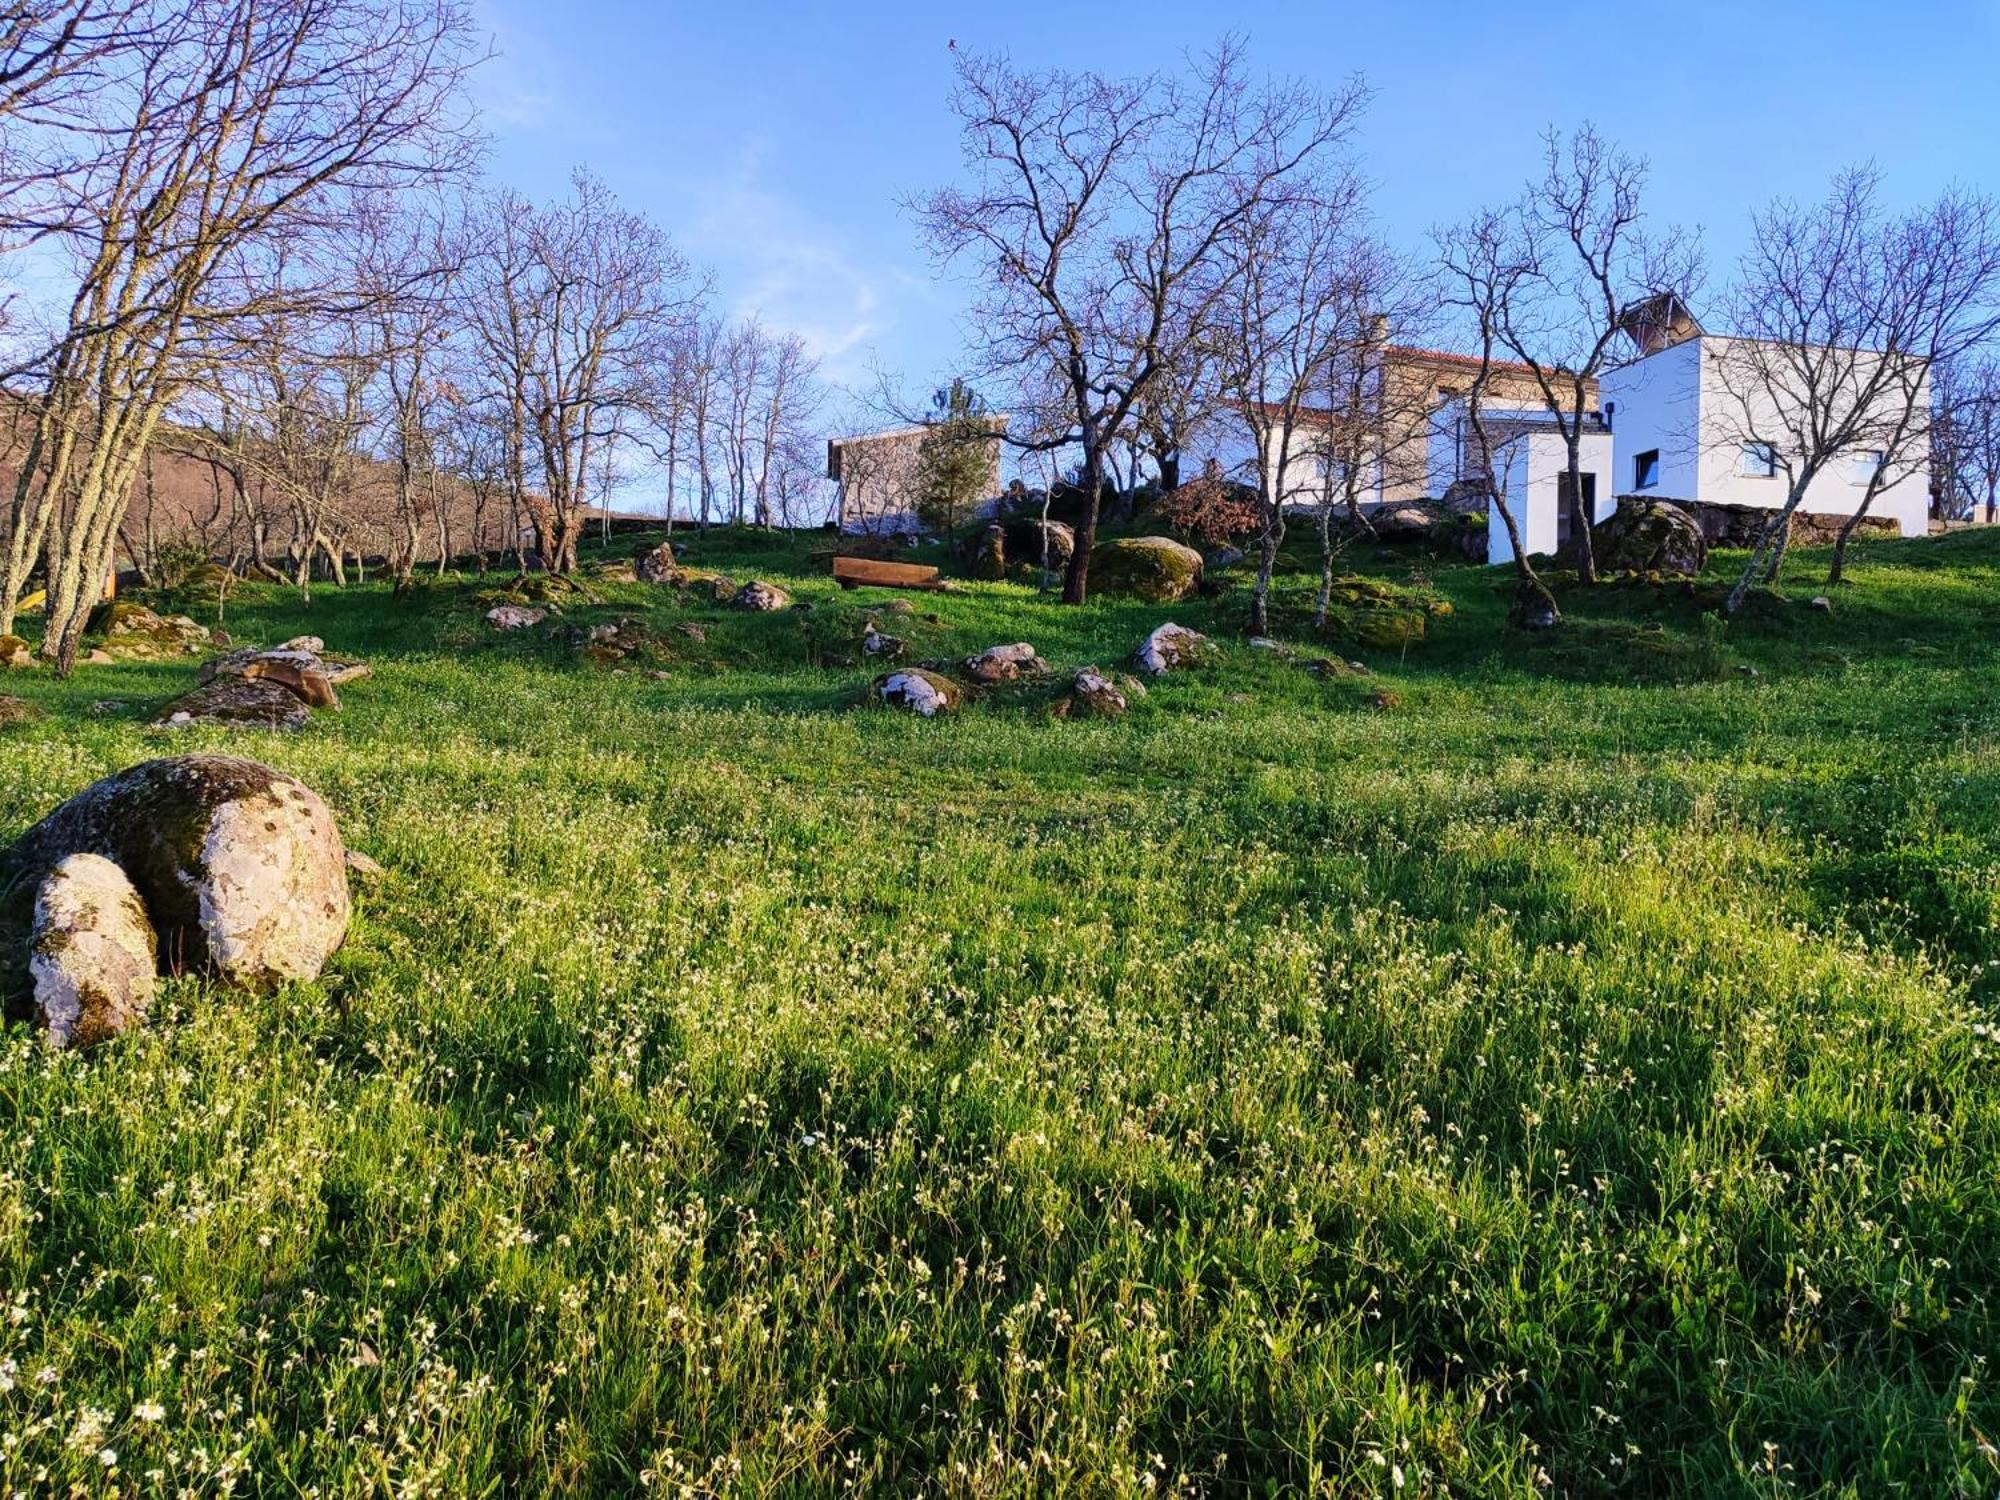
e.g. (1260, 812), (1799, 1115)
(1599, 302), (1929, 537)
(1427, 397), (1615, 565)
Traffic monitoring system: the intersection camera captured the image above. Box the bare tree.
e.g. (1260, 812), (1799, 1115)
(1302, 244), (1434, 626)
(1213, 162), (1367, 635)
(0, 0), (479, 669)
(356, 198), (465, 591)
(1438, 210), (1562, 626)
(1493, 125), (1702, 584)
(1942, 357), (2000, 524)
(464, 171), (693, 574)
(910, 39), (1366, 603)
(1708, 169), (1983, 612)
(1824, 189), (2000, 582)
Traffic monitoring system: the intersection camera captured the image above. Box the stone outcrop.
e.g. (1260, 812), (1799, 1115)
(967, 525), (1008, 581)
(1372, 502), (1451, 542)
(731, 580), (792, 612)
(1593, 498), (1708, 576)
(155, 676), (315, 731)
(8, 755), (350, 995)
(1003, 518), (1075, 573)
(962, 642), (1049, 684)
(0, 635), (31, 669)
(1134, 622), (1209, 676)
(862, 623), (905, 660)
(486, 604), (548, 630)
(159, 639), (362, 729)
(875, 668), (962, 716)
(86, 602), (212, 660)
(1055, 667), (1128, 719)
(1090, 537), (1205, 602)
(28, 853), (157, 1049)
(200, 646), (339, 709)
(635, 540), (680, 584)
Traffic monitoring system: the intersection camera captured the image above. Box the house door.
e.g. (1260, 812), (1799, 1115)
(1555, 472), (1597, 549)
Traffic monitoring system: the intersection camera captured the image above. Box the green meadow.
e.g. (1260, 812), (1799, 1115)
(2, 527), (1998, 1496)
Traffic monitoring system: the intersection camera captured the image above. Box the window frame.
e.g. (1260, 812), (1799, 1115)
(1851, 449), (1886, 485)
(1633, 448), (1661, 491)
(1739, 441), (1779, 479)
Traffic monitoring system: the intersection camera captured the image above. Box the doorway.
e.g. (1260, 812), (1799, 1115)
(1555, 471), (1597, 550)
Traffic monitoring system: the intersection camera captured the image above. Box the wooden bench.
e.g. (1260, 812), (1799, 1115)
(831, 556), (946, 591)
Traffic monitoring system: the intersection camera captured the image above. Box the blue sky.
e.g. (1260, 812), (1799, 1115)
(474, 0), (2000, 415)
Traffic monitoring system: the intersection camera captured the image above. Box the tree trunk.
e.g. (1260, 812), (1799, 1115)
(1726, 472), (1819, 614)
(1249, 510), (1283, 637)
(1828, 479), (1886, 585)
(1062, 448), (1104, 605)
(1565, 434), (1597, 586)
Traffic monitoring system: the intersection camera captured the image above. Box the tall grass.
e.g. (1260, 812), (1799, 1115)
(0, 528), (1996, 1494)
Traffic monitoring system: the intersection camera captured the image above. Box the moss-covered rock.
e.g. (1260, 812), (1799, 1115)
(1090, 537), (1205, 602)
(1003, 518), (1075, 574)
(634, 540), (679, 584)
(675, 568), (736, 602)
(1134, 622), (1210, 676)
(29, 852), (156, 1049)
(0, 634), (32, 670)
(153, 676), (316, 731)
(731, 580), (792, 612)
(962, 642), (1048, 684)
(1053, 667), (1127, 719)
(1352, 607), (1429, 649)
(86, 601), (211, 660)
(0, 694), (40, 727)
(1593, 499), (1708, 576)
(7, 754), (350, 992)
(874, 668), (963, 716)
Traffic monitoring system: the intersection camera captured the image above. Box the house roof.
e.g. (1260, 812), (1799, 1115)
(1382, 345), (1540, 378)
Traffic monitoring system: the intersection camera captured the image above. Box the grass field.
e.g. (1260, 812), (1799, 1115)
(2, 525), (1999, 1496)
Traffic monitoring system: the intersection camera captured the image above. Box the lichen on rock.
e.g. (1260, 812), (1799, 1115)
(1090, 537), (1205, 602)
(1134, 622), (1210, 676)
(30, 853), (156, 1049)
(8, 754), (350, 993)
(875, 668), (962, 716)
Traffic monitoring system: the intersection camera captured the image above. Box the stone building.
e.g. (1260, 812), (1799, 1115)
(826, 418), (1009, 535)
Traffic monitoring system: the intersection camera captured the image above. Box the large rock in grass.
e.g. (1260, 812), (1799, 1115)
(154, 676), (315, 731)
(1003, 517), (1074, 572)
(1372, 502), (1450, 542)
(1090, 537), (1204, 602)
(967, 525), (1008, 581)
(201, 646), (339, 708)
(0, 635), (31, 670)
(1592, 498), (1707, 576)
(1134, 622), (1209, 676)
(875, 668), (962, 716)
(8, 755), (350, 991)
(1054, 667), (1128, 719)
(0, 695), (39, 727)
(731, 580), (791, 612)
(635, 540), (680, 584)
(486, 604), (547, 630)
(962, 642), (1048, 684)
(87, 602), (211, 660)
(29, 853), (157, 1048)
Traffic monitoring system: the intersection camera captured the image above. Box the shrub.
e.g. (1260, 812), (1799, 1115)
(1153, 470), (1262, 546)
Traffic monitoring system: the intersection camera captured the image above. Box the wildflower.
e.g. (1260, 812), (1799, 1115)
(133, 1401), (166, 1423)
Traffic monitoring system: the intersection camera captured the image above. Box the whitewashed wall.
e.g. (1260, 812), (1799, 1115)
(1601, 336), (1930, 536)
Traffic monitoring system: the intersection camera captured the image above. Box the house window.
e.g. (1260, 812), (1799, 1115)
(1633, 449), (1660, 490)
(1852, 450), (1885, 484)
(1740, 442), (1778, 478)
